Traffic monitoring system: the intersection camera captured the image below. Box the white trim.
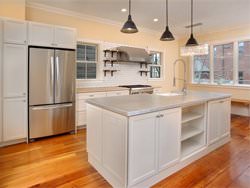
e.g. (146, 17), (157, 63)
(189, 83), (250, 90)
(26, 2), (162, 37)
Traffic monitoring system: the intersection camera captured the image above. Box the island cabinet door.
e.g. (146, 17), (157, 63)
(128, 112), (158, 186)
(208, 98), (231, 145)
(158, 108), (181, 171)
(86, 104), (102, 163)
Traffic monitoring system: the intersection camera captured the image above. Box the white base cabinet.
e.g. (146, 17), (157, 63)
(208, 98), (231, 145)
(87, 97), (231, 188)
(3, 98), (27, 141)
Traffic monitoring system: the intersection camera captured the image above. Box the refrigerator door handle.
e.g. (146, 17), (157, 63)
(50, 56), (54, 98)
(31, 103), (73, 110)
(55, 56), (60, 98)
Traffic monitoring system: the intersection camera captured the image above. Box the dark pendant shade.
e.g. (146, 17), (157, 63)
(160, 26), (175, 41)
(121, 15), (138, 33)
(186, 33), (198, 46)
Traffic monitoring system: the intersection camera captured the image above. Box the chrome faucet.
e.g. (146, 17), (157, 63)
(173, 59), (187, 95)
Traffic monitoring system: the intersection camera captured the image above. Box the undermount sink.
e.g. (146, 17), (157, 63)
(156, 92), (184, 97)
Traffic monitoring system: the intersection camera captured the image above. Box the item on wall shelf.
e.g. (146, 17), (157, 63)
(121, 0), (138, 33)
(160, 0), (175, 41)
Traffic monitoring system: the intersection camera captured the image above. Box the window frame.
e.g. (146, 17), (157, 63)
(148, 50), (164, 81)
(76, 41), (99, 80)
(191, 37), (250, 88)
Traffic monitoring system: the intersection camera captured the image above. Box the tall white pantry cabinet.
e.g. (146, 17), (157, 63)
(1, 19), (28, 144)
(0, 17), (77, 146)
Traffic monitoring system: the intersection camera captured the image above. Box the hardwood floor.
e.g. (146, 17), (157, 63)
(0, 115), (249, 188)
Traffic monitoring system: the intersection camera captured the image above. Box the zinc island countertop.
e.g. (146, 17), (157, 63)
(86, 91), (231, 117)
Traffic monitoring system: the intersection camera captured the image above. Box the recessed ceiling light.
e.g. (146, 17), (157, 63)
(121, 8), (127, 12)
(153, 18), (159, 22)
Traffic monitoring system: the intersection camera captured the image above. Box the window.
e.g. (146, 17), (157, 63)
(238, 41), (250, 85)
(150, 51), (162, 79)
(76, 42), (98, 79)
(193, 52), (210, 83)
(213, 43), (234, 84)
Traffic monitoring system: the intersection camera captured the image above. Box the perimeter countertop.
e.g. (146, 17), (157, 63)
(77, 86), (129, 93)
(86, 91), (231, 117)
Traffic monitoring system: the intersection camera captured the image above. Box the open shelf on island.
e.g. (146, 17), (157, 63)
(181, 125), (204, 141)
(181, 137), (205, 158)
(182, 112), (203, 124)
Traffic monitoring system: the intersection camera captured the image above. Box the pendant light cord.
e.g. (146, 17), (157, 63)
(191, 0), (193, 34)
(129, 0), (131, 15)
(166, 0), (168, 26)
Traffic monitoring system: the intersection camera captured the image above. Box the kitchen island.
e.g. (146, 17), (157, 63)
(86, 91), (231, 188)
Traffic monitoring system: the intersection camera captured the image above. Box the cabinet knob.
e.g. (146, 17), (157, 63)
(156, 115), (161, 118)
(23, 100), (26, 102)
(23, 93), (26, 96)
(160, 114), (164, 117)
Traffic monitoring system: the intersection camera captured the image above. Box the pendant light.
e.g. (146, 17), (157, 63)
(121, 0), (138, 33)
(186, 0), (198, 46)
(160, 0), (175, 41)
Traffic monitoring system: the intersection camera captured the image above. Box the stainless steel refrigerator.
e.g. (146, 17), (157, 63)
(28, 47), (75, 140)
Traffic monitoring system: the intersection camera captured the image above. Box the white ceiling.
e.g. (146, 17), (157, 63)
(27, 0), (250, 37)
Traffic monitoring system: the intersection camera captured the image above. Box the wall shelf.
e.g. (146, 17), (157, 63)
(103, 69), (118, 77)
(139, 70), (150, 76)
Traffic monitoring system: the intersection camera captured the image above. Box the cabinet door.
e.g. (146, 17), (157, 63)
(128, 112), (158, 185)
(158, 108), (181, 171)
(86, 104), (102, 163)
(3, 44), (27, 98)
(220, 99), (231, 138)
(208, 101), (220, 145)
(54, 26), (76, 49)
(3, 98), (27, 141)
(4, 20), (27, 44)
(28, 22), (54, 47)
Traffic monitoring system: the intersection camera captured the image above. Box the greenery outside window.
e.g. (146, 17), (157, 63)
(77, 42), (98, 79)
(149, 51), (162, 79)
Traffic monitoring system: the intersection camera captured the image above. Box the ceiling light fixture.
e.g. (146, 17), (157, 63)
(185, 0), (198, 46)
(153, 18), (159, 22)
(121, 8), (127, 12)
(160, 0), (175, 41)
(121, 0), (138, 34)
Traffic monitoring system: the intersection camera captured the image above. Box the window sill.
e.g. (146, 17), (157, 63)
(189, 83), (250, 90)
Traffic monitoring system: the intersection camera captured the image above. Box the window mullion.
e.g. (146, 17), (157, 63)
(233, 41), (239, 85)
(210, 45), (214, 84)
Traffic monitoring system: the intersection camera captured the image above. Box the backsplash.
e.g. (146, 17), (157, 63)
(77, 41), (149, 88)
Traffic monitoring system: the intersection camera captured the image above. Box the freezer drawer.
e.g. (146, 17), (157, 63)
(29, 103), (75, 139)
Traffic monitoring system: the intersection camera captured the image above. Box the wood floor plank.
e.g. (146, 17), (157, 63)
(0, 115), (249, 188)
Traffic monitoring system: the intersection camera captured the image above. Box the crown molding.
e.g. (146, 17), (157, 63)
(26, 2), (162, 37)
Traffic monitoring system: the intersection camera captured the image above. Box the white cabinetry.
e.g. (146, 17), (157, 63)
(77, 92), (106, 126)
(3, 98), (27, 141)
(158, 109), (181, 171)
(3, 19), (27, 44)
(0, 19), (2, 143)
(3, 44), (27, 98)
(28, 22), (76, 49)
(77, 90), (129, 127)
(208, 98), (231, 145)
(28, 22), (54, 47)
(128, 108), (181, 185)
(54, 26), (76, 49)
(128, 112), (158, 185)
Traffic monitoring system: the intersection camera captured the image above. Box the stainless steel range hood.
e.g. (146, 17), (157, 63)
(116, 46), (151, 64)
